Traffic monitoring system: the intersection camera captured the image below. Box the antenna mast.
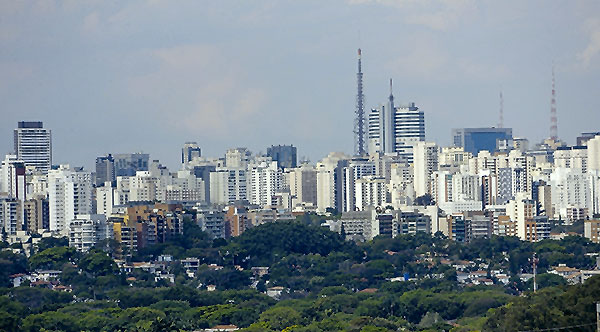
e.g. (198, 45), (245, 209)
(354, 48), (366, 156)
(550, 67), (558, 140)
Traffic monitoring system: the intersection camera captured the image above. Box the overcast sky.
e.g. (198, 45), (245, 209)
(1, 0), (599, 170)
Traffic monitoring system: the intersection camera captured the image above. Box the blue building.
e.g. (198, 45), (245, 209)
(452, 127), (513, 155)
(267, 145), (297, 169)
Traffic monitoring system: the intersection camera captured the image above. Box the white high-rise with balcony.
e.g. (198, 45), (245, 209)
(48, 165), (93, 235)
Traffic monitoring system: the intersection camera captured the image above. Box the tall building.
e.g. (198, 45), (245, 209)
(452, 127), (513, 155)
(413, 142), (439, 197)
(289, 163), (317, 206)
(68, 214), (112, 252)
(367, 80), (424, 162)
(113, 153), (149, 176)
(23, 196), (49, 233)
(226, 148), (251, 168)
(267, 145), (297, 169)
(588, 135), (600, 173)
(0, 154), (26, 201)
(209, 168), (248, 204)
(48, 165), (93, 235)
(247, 160), (283, 207)
(13, 121), (52, 173)
(182, 142), (201, 164)
(95, 154), (115, 187)
(0, 197), (21, 235)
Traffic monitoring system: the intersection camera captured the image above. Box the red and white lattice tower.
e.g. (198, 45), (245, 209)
(550, 67), (558, 140)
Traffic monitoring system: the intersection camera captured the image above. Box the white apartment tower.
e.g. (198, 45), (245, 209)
(413, 142), (439, 197)
(367, 80), (425, 162)
(48, 165), (93, 235)
(14, 121), (52, 173)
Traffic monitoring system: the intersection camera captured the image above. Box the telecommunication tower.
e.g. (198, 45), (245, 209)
(550, 67), (558, 140)
(354, 49), (366, 156)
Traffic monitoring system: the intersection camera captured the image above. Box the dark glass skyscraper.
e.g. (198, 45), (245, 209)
(267, 145), (297, 169)
(452, 127), (513, 155)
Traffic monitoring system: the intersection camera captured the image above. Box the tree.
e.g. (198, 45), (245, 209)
(259, 307), (302, 331)
(79, 249), (119, 276)
(28, 246), (78, 270)
(414, 194), (435, 206)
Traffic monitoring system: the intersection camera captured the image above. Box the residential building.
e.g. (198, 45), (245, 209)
(68, 214), (112, 252)
(48, 165), (93, 236)
(413, 141), (439, 197)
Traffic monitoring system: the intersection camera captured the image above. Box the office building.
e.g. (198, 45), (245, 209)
(367, 87), (425, 162)
(95, 154), (116, 187)
(452, 127), (513, 155)
(13, 121), (52, 173)
(267, 145), (297, 169)
(182, 142), (202, 164)
(113, 153), (149, 176)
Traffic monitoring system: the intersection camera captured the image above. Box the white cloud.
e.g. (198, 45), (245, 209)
(577, 18), (600, 67)
(127, 44), (268, 136)
(348, 0), (477, 30)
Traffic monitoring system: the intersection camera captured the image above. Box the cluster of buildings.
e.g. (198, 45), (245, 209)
(2, 110), (600, 252)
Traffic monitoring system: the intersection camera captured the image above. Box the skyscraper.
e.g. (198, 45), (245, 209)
(95, 154), (115, 186)
(267, 145), (297, 169)
(182, 142), (201, 164)
(452, 127), (513, 155)
(13, 121), (52, 173)
(367, 80), (425, 162)
(113, 153), (149, 176)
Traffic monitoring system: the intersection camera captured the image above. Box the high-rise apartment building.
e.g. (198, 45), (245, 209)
(23, 196), (49, 233)
(267, 145), (297, 169)
(95, 154), (116, 187)
(367, 82), (424, 162)
(413, 142), (439, 197)
(13, 121), (52, 173)
(0, 154), (26, 201)
(452, 127), (513, 155)
(48, 165), (93, 235)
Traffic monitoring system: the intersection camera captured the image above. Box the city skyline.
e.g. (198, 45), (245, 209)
(1, 1), (599, 170)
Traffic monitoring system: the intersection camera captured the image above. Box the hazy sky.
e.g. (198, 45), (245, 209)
(1, 0), (599, 170)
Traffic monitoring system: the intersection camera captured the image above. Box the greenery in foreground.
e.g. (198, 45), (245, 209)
(1, 216), (600, 332)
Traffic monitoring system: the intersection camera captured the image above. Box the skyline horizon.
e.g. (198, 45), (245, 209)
(1, 2), (598, 171)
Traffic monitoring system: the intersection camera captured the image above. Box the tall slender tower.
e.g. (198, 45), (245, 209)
(354, 48), (366, 156)
(550, 67), (558, 140)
